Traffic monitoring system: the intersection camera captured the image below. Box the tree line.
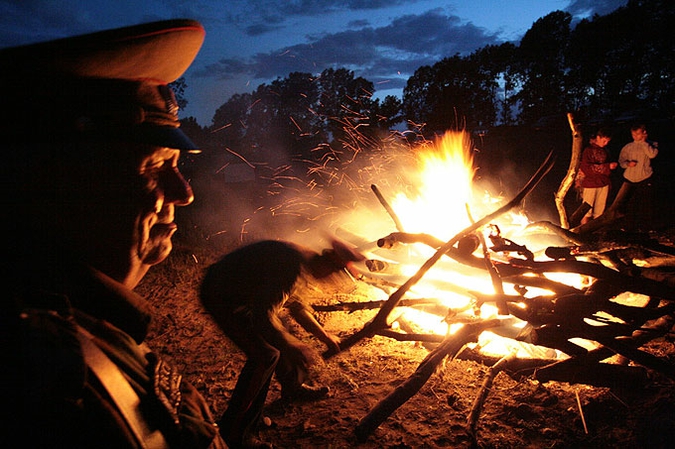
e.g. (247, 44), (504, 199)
(178, 0), (673, 171)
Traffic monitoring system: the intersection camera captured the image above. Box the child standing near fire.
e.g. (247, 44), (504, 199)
(618, 123), (659, 231)
(200, 239), (364, 448)
(577, 128), (618, 224)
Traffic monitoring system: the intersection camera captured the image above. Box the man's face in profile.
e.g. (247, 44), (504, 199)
(66, 141), (194, 288)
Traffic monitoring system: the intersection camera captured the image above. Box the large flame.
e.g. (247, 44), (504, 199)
(392, 131), (477, 239)
(349, 130), (576, 359)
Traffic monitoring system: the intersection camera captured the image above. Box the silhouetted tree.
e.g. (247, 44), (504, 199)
(515, 11), (572, 125)
(315, 67), (376, 145)
(372, 95), (404, 129)
(402, 54), (498, 134)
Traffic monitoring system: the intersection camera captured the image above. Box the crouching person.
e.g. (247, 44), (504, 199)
(200, 239), (364, 448)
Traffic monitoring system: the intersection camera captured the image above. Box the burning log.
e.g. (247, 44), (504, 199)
(509, 258), (675, 301)
(324, 151), (555, 358)
(312, 297), (447, 314)
(354, 320), (499, 442)
(375, 231), (583, 298)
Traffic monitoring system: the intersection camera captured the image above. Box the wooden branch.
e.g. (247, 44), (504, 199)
(466, 352), (518, 443)
(593, 336), (675, 379)
(371, 184), (405, 232)
(555, 112), (583, 229)
(510, 259), (675, 301)
(534, 359), (650, 389)
(455, 346), (554, 376)
(375, 328), (445, 343)
(467, 205), (508, 314)
(311, 297), (443, 313)
(324, 152), (555, 358)
(375, 231), (583, 296)
(526, 220), (587, 245)
(354, 320), (498, 441)
(535, 314), (675, 384)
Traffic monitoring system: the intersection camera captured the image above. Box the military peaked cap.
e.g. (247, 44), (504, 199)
(0, 19), (205, 150)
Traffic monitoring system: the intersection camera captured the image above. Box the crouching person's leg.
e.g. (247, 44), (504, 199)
(276, 348), (329, 402)
(218, 331), (278, 448)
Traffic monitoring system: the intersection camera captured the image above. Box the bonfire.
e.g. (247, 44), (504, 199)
(277, 120), (675, 444)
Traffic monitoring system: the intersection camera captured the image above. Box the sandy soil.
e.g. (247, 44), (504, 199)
(139, 246), (675, 449)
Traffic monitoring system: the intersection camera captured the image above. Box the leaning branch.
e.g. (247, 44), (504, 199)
(554, 112), (583, 229)
(354, 320), (499, 441)
(466, 351), (518, 444)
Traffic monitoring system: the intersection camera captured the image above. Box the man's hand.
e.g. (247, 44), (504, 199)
(322, 333), (341, 354)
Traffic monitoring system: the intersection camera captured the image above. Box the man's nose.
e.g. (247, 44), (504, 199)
(162, 167), (194, 206)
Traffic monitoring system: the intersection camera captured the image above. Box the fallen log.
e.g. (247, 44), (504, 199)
(354, 320), (499, 441)
(534, 359), (650, 389)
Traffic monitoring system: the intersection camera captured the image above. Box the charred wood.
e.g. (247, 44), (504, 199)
(534, 359), (650, 389)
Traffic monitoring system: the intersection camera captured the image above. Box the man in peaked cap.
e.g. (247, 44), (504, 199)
(2, 20), (230, 448)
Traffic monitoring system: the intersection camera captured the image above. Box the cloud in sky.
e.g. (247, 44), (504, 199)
(197, 9), (499, 85)
(0, 0), (629, 124)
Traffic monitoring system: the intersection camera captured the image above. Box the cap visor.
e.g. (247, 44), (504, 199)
(131, 125), (199, 151)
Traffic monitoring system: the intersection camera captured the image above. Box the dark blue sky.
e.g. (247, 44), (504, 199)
(0, 0), (628, 125)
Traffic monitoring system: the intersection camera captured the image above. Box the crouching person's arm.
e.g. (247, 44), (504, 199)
(286, 300), (341, 354)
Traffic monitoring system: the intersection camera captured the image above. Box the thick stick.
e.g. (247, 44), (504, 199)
(466, 351), (518, 443)
(323, 151), (555, 358)
(311, 297), (443, 313)
(466, 204), (508, 315)
(354, 320), (498, 441)
(555, 112), (583, 229)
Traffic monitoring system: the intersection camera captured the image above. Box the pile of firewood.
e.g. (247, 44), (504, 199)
(310, 142), (675, 444)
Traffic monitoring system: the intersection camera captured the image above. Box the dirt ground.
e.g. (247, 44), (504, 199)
(138, 244), (675, 449)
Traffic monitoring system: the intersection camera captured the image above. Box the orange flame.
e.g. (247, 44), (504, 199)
(346, 130), (580, 359)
